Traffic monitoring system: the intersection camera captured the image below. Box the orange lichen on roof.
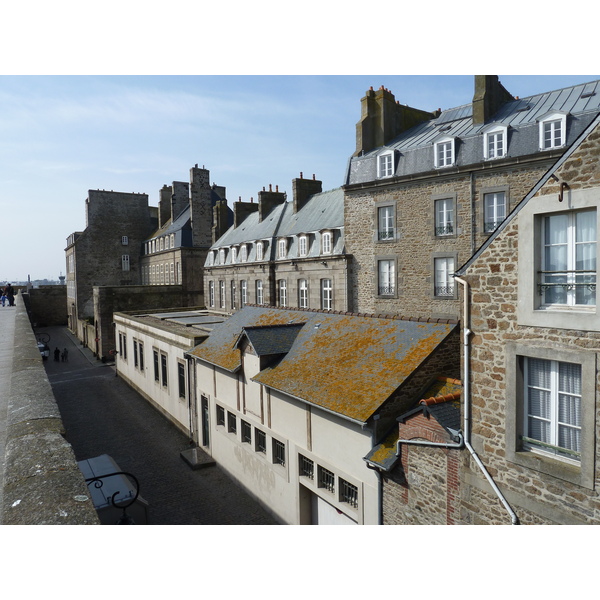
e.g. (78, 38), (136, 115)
(253, 313), (456, 423)
(366, 428), (399, 468)
(418, 376), (462, 406)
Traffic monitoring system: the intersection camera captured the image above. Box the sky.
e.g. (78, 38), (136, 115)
(2, 73), (599, 283)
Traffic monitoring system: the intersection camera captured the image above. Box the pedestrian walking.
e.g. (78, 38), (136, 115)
(4, 283), (15, 307)
(54, 347), (61, 362)
(61, 348), (69, 362)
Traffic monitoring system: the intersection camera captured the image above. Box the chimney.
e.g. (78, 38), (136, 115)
(233, 199), (259, 227)
(212, 199), (232, 244)
(472, 75), (514, 125)
(189, 165), (213, 248)
(354, 86), (436, 156)
(158, 185), (171, 228)
(171, 181), (189, 221)
(292, 173), (322, 213)
(258, 185), (286, 222)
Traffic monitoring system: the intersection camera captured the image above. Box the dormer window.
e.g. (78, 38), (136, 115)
(256, 242), (263, 261)
(299, 235), (308, 257)
(170, 234), (175, 248)
(322, 231), (332, 254)
(160, 238), (164, 251)
(207, 251), (214, 266)
(219, 248), (226, 264)
(377, 150), (395, 178)
(165, 236), (170, 250)
(434, 136), (455, 168)
(539, 112), (567, 150)
(278, 239), (287, 259)
(240, 244), (247, 262)
(231, 247), (237, 264)
(483, 124), (507, 159)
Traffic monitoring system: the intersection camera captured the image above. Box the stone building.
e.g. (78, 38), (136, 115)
(343, 76), (600, 321)
(204, 174), (351, 313)
(140, 165), (232, 294)
(380, 111), (600, 525)
(65, 190), (155, 343)
(66, 165), (232, 360)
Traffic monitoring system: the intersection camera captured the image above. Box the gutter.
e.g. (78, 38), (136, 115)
(454, 276), (519, 525)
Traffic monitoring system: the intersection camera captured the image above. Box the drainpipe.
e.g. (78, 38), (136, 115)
(455, 276), (519, 525)
(470, 172), (476, 254)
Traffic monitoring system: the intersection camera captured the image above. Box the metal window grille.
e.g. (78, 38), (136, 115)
(139, 343), (144, 371)
(299, 455), (314, 479)
(318, 466), (335, 493)
(255, 428), (266, 453)
(153, 350), (159, 381)
(435, 285), (454, 297)
(339, 479), (358, 508)
(133, 340), (138, 368)
(241, 420), (252, 443)
(227, 412), (237, 434)
(216, 405), (225, 427)
(273, 439), (286, 466)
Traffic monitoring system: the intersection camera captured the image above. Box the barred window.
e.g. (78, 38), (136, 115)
(339, 478), (358, 508)
(318, 465), (335, 493)
(298, 454), (314, 479)
(216, 405), (225, 427)
(227, 411), (237, 435)
(273, 439), (286, 466)
(241, 420), (252, 444)
(255, 428), (266, 453)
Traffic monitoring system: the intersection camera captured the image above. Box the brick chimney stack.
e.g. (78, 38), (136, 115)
(354, 86), (436, 156)
(292, 173), (322, 213)
(258, 185), (286, 222)
(472, 75), (514, 125)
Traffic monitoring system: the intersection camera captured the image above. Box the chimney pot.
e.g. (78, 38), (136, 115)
(300, 172), (303, 179)
(276, 185), (279, 192)
(269, 184), (272, 192)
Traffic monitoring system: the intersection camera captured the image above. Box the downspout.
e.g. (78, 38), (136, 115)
(185, 353), (196, 445)
(470, 172), (476, 254)
(455, 276), (519, 525)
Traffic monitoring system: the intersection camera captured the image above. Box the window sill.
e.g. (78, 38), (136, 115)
(509, 449), (589, 489)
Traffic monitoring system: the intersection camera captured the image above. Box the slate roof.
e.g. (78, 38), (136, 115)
(347, 80), (600, 185)
(235, 323), (304, 356)
(188, 306), (457, 424)
(207, 188), (344, 264)
(456, 112), (600, 275)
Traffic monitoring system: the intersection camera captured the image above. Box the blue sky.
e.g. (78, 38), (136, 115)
(1, 74), (599, 283)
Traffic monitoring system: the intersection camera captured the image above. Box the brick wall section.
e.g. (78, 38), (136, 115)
(383, 412), (460, 525)
(344, 163), (551, 320)
(461, 122), (600, 524)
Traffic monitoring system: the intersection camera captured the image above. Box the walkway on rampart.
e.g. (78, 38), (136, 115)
(40, 326), (277, 525)
(0, 304), (16, 520)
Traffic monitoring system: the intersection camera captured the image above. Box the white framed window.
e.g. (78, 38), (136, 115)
(278, 239), (287, 259)
(523, 357), (581, 463)
(209, 281), (215, 307)
(165, 236), (170, 250)
(299, 235), (308, 257)
(298, 279), (308, 308)
(177, 361), (186, 399)
(170, 262), (174, 284)
(231, 247), (237, 264)
(321, 278), (332, 310)
(377, 205), (394, 241)
(434, 256), (455, 297)
(160, 264), (164, 284)
(231, 280), (237, 309)
(539, 112), (567, 150)
(434, 136), (455, 168)
(322, 231), (332, 254)
(483, 125), (507, 160)
(219, 248), (226, 264)
(170, 234), (175, 248)
(377, 259), (395, 296)
(121, 255), (130, 271)
(484, 192), (507, 233)
(240, 244), (247, 262)
(160, 238), (164, 251)
(256, 242), (263, 261)
(256, 280), (263, 305)
(540, 209), (596, 308)
(152, 240), (156, 253)
(177, 262), (181, 284)
(377, 151), (394, 178)
(219, 281), (225, 308)
(278, 279), (287, 307)
(240, 280), (247, 307)
(121, 236), (129, 246)
(435, 198), (454, 236)
(207, 251), (214, 266)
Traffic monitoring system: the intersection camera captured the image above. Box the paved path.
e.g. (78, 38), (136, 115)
(0, 304), (16, 522)
(40, 325), (277, 525)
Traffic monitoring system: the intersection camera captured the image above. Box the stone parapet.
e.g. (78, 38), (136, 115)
(1, 298), (99, 524)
